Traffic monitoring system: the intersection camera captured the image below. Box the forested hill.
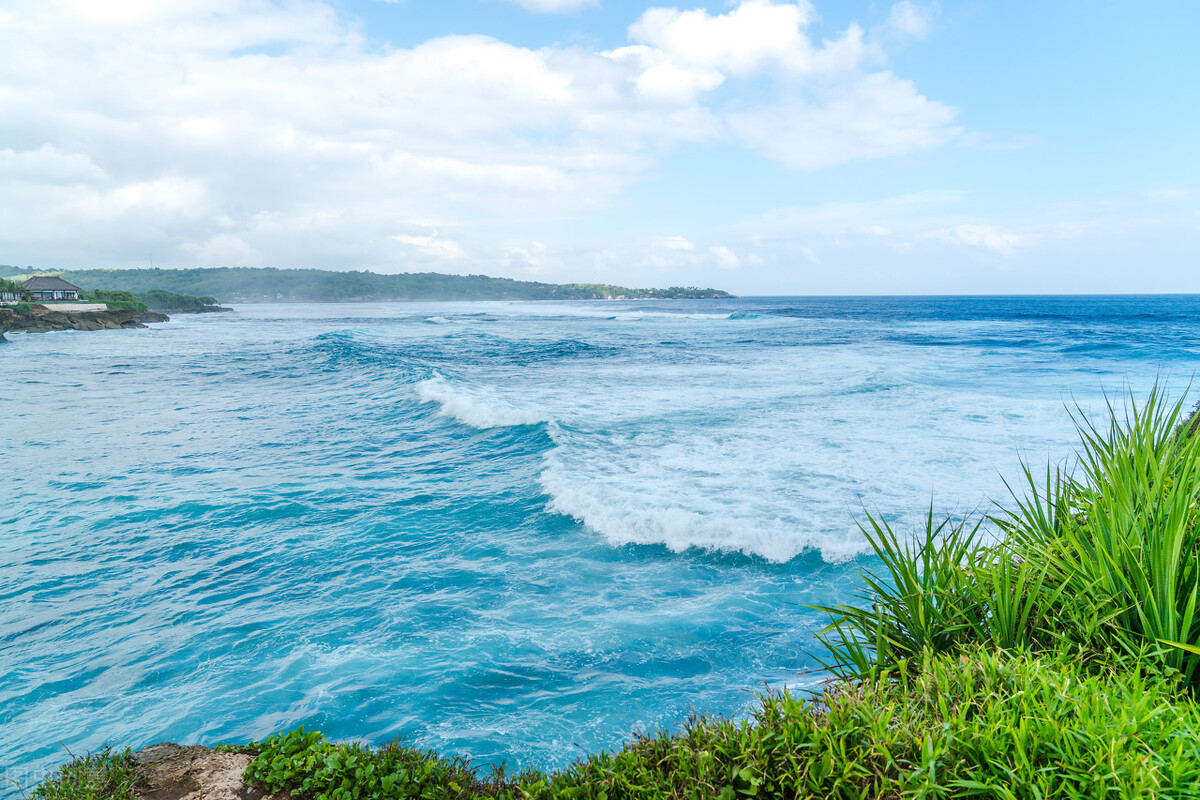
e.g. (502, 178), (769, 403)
(2, 267), (733, 302)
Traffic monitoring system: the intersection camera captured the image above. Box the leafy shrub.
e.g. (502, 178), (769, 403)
(79, 290), (147, 313)
(558, 647), (1200, 799)
(12, 301), (39, 315)
(244, 727), (514, 800)
(0, 277), (30, 299)
(242, 648), (1200, 799)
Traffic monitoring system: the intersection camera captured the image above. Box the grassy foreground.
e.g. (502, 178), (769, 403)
(32, 389), (1200, 799)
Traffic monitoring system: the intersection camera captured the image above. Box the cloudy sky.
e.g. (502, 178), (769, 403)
(1, 0), (1196, 294)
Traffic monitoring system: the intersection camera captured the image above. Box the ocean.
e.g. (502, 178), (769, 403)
(3, 295), (1199, 791)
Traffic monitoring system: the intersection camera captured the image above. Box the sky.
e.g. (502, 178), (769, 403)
(0, 0), (1197, 294)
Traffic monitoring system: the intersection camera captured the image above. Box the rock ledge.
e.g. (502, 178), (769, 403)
(132, 744), (286, 800)
(0, 306), (170, 336)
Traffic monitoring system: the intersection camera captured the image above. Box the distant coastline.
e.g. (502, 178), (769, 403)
(1, 267), (735, 304)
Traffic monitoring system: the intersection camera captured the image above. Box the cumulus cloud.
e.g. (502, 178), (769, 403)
(627, 1), (958, 169)
(629, 0), (825, 76)
(0, 0), (962, 271)
(728, 72), (960, 170)
(606, 45), (725, 102)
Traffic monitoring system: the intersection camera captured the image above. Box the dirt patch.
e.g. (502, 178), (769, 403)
(132, 744), (287, 800)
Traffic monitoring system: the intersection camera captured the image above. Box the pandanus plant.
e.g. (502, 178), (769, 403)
(818, 385), (1200, 688)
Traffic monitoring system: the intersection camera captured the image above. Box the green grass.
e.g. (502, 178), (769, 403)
(28, 749), (139, 800)
(238, 647), (1200, 799)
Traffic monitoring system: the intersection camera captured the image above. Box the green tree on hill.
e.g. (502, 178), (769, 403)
(34, 267), (733, 302)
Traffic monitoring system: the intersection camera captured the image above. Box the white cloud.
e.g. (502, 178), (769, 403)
(628, 1), (958, 169)
(0, 0), (963, 271)
(606, 45), (725, 102)
(747, 189), (967, 236)
(627, 1), (889, 77)
(710, 187), (1200, 294)
(728, 72), (961, 170)
(743, 192), (1029, 261)
(182, 233), (259, 264)
(923, 224), (1024, 255)
(709, 245), (741, 269)
(658, 235), (696, 250)
(875, 2), (934, 42)
(393, 234), (467, 261)
(0, 145), (106, 184)
(630, 1), (819, 76)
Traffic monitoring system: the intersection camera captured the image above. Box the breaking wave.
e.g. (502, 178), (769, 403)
(415, 375), (551, 429)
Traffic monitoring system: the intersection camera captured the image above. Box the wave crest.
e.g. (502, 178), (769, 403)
(415, 376), (550, 429)
(538, 442), (870, 564)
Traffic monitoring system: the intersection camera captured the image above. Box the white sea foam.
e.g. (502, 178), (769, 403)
(610, 311), (735, 321)
(540, 459), (868, 563)
(525, 354), (1080, 563)
(424, 316), (451, 324)
(399, 302), (1147, 563)
(415, 375), (550, 429)
(537, 425), (877, 563)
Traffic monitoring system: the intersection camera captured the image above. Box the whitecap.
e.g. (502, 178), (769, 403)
(536, 426), (875, 564)
(415, 375), (550, 429)
(540, 458), (869, 563)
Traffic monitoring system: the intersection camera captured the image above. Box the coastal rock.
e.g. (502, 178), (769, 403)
(0, 306), (169, 335)
(132, 744), (286, 800)
(137, 311), (172, 323)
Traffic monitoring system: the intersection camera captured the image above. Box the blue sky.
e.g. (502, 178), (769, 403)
(0, 0), (1196, 293)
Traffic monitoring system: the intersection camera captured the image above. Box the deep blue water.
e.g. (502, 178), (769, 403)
(3, 295), (1200, 793)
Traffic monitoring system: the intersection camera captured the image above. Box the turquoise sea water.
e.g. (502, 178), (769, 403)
(3, 296), (1200, 792)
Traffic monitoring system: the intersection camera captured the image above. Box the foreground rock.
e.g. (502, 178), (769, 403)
(132, 744), (285, 800)
(0, 306), (170, 336)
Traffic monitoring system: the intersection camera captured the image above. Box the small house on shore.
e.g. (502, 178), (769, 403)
(19, 276), (82, 302)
